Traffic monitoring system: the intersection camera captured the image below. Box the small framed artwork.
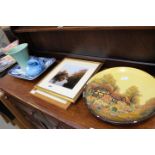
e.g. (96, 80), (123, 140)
(0, 55), (16, 73)
(35, 58), (102, 102)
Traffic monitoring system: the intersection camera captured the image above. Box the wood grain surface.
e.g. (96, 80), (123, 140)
(1, 74), (155, 128)
(12, 26), (155, 63)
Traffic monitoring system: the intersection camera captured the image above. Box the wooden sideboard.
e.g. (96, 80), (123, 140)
(1, 26), (155, 129)
(1, 71), (155, 129)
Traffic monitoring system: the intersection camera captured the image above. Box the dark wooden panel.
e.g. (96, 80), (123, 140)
(12, 26), (155, 33)
(12, 27), (155, 63)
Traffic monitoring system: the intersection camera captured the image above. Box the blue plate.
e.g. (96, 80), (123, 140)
(8, 56), (56, 80)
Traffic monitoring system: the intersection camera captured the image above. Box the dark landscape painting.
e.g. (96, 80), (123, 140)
(49, 63), (88, 89)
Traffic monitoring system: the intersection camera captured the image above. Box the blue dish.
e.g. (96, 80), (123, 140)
(8, 56), (56, 80)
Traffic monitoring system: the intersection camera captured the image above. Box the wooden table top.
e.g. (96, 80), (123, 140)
(0, 74), (155, 128)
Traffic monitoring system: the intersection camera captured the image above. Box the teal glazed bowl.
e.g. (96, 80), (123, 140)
(7, 43), (30, 71)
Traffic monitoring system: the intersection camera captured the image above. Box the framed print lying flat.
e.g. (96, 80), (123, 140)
(30, 88), (71, 110)
(35, 58), (102, 102)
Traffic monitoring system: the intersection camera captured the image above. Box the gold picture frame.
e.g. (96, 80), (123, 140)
(31, 88), (71, 110)
(35, 58), (102, 103)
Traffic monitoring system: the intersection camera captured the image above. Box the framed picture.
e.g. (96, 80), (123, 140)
(35, 58), (102, 102)
(31, 88), (71, 110)
(0, 55), (16, 73)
